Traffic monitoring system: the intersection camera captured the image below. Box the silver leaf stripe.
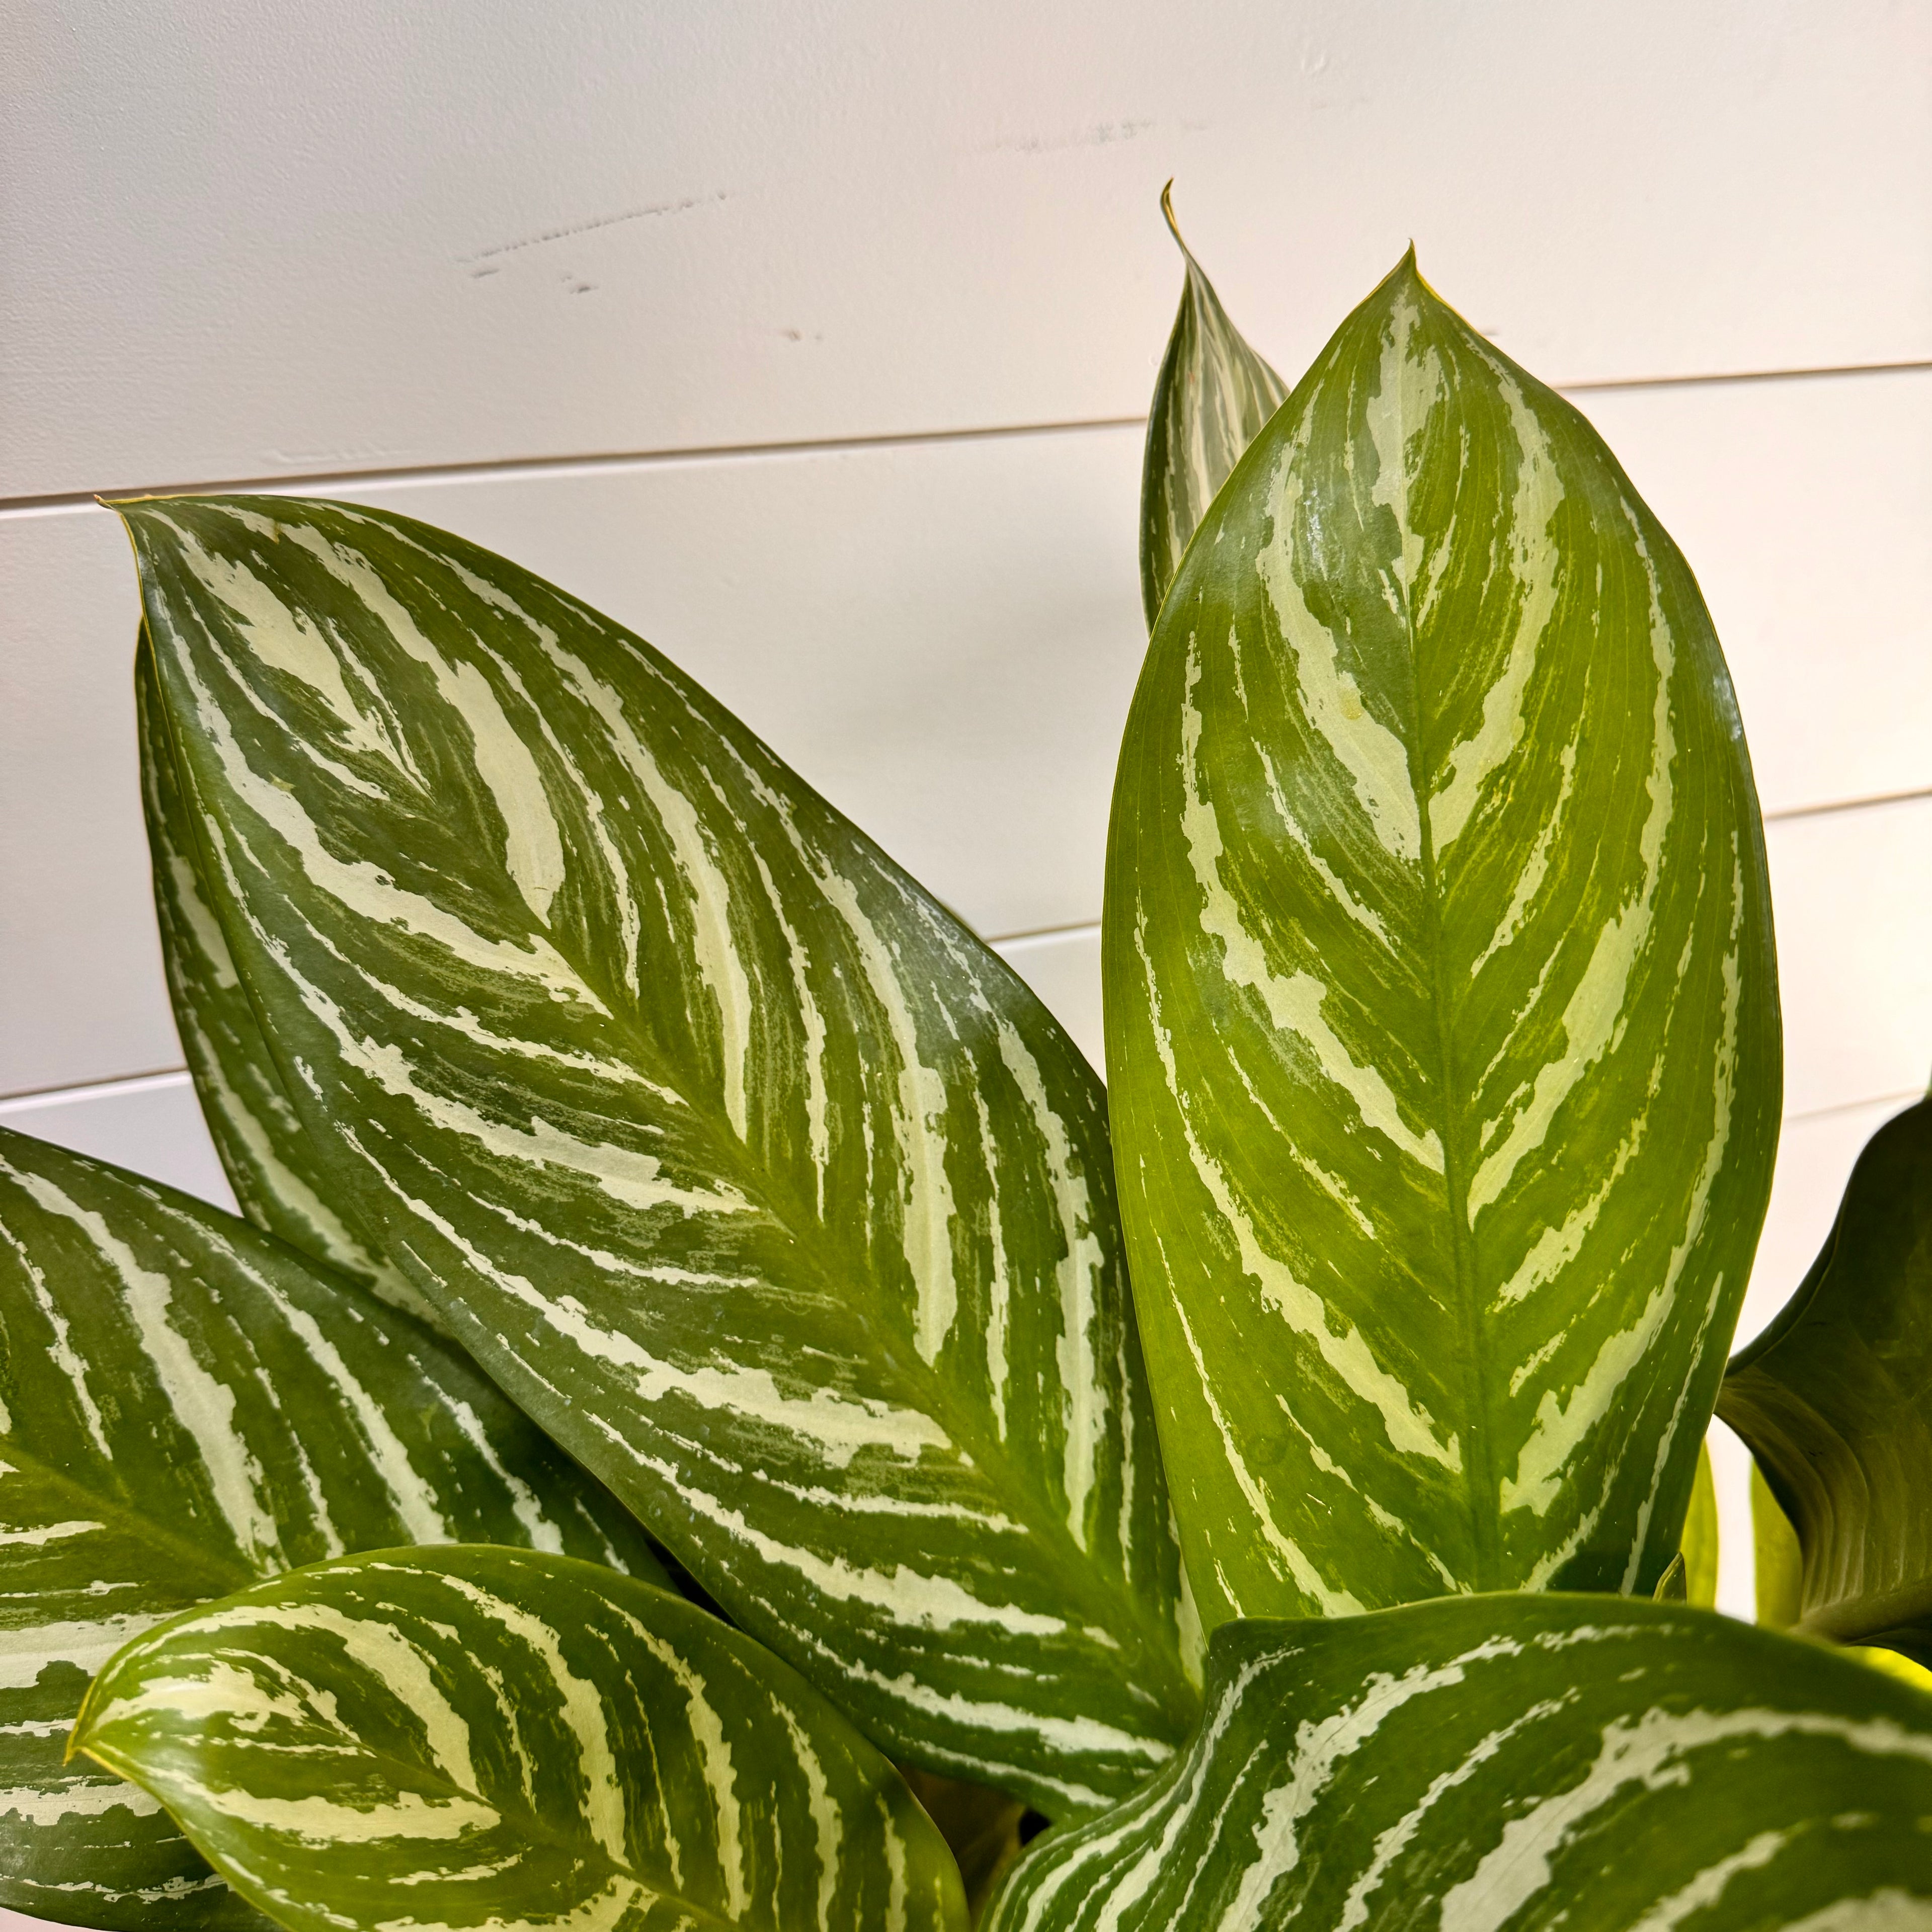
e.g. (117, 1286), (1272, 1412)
(986, 1596), (1932, 1932)
(0, 1126), (661, 1927)
(1139, 183), (1289, 630)
(73, 1547), (969, 1932)
(1105, 252), (1780, 1631)
(125, 493), (1195, 1816)
(139, 645), (441, 1330)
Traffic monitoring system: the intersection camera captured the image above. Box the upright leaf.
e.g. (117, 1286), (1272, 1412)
(0, 1126), (662, 1930)
(1722, 1097), (1932, 1661)
(986, 1594), (1932, 1931)
(1139, 185), (1288, 628)
(124, 493), (1195, 1816)
(138, 644), (432, 1325)
(73, 1547), (968, 1932)
(1105, 252), (1779, 1628)
(1682, 1436), (1719, 1607)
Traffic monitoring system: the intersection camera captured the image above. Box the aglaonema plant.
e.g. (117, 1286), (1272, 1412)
(5, 195), (1930, 1932)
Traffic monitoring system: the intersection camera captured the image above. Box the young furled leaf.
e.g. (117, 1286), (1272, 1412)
(73, 1547), (968, 1932)
(124, 493), (1195, 1817)
(1105, 252), (1779, 1630)
(985, 1594), (1932, 1931)
(138, 643), (434, 1328)
(0, 1127), (662, 1931)
(1722, 1097), (1932, 1661)
(1139, 185), (1288, 628)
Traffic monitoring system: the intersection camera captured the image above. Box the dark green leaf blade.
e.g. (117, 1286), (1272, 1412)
(0, 1126), (663, 1929)
(1105, 252), (1779, 1627)
(1721, 1096), (1932, 1661)
(125, 493), (1194, 1816)
(1139, 185), (1288, 629)
(985, 1593), (1932, 1931)
(137, 639), (432, 1326)
(73, 1547), (968, 1932)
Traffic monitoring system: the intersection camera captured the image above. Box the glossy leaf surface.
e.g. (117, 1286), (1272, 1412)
(1139, 185), (1287, 628)
(986, 1593), (1932, 1931)
(138, 644), (432, 1326)
(74, 1547), (967, 1932)
(1722, 1097), (1932, 1662)
(125, 493), (1193, 1815)
(1105, 253), (1779, 1627)
(0, 1127), (661, 1930)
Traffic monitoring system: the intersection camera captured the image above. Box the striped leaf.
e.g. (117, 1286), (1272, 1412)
(124, 493), (1194, 1816)
(1681, 1437), (1719, 1608)
(1105, 252), (1780, 1629)
(1139, 185), (1287, 629)
(138, 641), (433, 1327)
(1721, 1097), (1932, 1662)
(985, 1593), (1932, 1931)
(0, 1125), (663, 1930)
(72, 1546), (968, 1932)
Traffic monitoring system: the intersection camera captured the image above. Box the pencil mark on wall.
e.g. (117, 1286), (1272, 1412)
(463, 191), (729, 265)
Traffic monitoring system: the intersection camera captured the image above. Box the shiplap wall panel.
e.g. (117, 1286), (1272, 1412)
(4, 1), (1927, 500)
(1574, 368), (1932, 818)
(4, 376), (1927, 1102)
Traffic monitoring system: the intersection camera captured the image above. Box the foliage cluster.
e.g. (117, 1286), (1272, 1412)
(6, 198), (1932, 1931)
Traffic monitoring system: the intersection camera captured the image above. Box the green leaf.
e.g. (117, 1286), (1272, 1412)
(897, 1767), (1028, 1925)
(984, 1593), (1932, 1931)
(137, 640), (435, 1328)
(72, 1546), (968, 1932)
(124, 493), (1195, 1816)
(1139, 185), (1287, 629)
(1104, 251), (1780, 1628)
(1722, 1097), (1932, 1661)
(1682, 1436), (1719, 1607)
(0, 1126), (663, 1930)
(1753, 1459), (1804, 1630)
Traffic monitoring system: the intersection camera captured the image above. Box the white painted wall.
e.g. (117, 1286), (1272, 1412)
(1, 6), (1928, 1918)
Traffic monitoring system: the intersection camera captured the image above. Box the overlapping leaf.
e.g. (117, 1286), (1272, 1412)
(1722, 1096), (1932, 1662)
(0, 1126), (662, 1930)
(124, 493), (1195, 1815)
(1139, 185), (1287, 628)
(73, 1546), (967, 1932)
(138, 646), (433, 1325)
(1105, 251), (1780, 1628)
(986, 1593), (1932, 1930)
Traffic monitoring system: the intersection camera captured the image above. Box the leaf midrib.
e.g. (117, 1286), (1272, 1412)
(87, 1710), (760, 1932)
(1380, 324), (1502, 1591)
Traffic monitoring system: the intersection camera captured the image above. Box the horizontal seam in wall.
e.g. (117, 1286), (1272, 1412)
(1763, 784), (1932, 825)
(3, 356), (1927, 516)
(0, 1066), (191, 1109)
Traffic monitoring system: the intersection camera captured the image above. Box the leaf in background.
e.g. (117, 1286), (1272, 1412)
(125, 493), (1194, 1817)
(1139, 185), (1289, 629)
(137, 641), (435, 1328)
(1753, 1459), (1804, 1630)
(1682, 1436), (1719, 1607)
(985, 1594), (1932, 1931)
(897, 1766), (1028, 1925)
(0, 1126), (662, 1930)
(74, 1547), (968, 1932)
(1105, 251), (1779, 1629)
(1722, 1096), (1932, 1661)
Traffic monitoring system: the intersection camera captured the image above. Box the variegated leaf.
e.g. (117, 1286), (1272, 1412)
(1105, 252), (1780, 1629)
(1139, 184), (1287, 629)
(0, 1125), (663, 1930)
(124, 493), (1194, 1817)
(72, 1546), (968, 1932)
(1722, 1097), (1932, 1662)
(137, 641), (434, 1327)
(985, 1594), (1932, 1932)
